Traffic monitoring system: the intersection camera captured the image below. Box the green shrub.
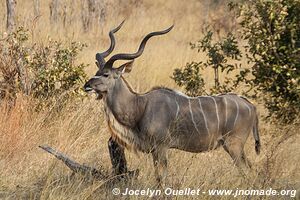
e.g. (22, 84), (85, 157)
(0, 27), (88, 108)
(28, 41), (87, 100)
(173, 0), (300, 124)
(172, 30), (249, 96)
(0, 27), (30, 105)
(230, 0), (300, 123)
(172, 61), (206, 96)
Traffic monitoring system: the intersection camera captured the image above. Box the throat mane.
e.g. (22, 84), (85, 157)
(104, 103), (140, 152)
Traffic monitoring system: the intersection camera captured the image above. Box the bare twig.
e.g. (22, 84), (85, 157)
(39, 145), (108, 179)
(39, 145), (139, 183)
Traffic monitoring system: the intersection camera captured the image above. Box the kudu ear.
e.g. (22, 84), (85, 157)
(117, 60), (134, 74)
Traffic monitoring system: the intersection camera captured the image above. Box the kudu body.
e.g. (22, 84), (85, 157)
(84, 22), (261, 184)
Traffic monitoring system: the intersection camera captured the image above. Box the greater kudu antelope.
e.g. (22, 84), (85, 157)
(84, 24), (261, 185)
(92, 21), (128, 175)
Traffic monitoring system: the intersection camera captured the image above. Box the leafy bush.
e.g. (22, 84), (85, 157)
(230, 0), (300, 123)
(0, 27), (88, 107)
(0, 27), (30, 105)
(173, 0), (300, 124)
(172, 30), (249, 96)
(172, 61), (206, 96)
(28, 41), (87, 100)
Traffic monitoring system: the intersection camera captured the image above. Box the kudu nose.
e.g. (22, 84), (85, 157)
(83, 82), (93, 92)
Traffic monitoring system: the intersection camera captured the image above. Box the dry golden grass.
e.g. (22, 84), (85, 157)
(0, 95), (299, 200)
(0, 0), (299, 199)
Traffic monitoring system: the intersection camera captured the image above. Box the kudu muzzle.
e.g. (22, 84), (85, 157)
(83, 81), (93, 92)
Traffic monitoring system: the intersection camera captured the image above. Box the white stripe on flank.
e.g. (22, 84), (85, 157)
(243, 101), (252, 116)
(233, 99), (239, 127)
(238, 95), (253, 117)
(209, 96), (220, 135)
(175, 99), (180, 119)
(224, 97), (228, 128)
(198, 98), (210, 135)
(188, 99), (200, 134)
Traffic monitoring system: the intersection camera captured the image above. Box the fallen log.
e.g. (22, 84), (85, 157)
(39, 145), (139, 183)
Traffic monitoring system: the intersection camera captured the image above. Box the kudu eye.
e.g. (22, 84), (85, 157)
(103, 73), (109, 77)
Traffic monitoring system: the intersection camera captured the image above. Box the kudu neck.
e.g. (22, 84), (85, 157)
(106, 77), (136, 102)
(104, 77), (141, 127)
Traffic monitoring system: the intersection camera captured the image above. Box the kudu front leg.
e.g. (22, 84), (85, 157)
(152, 149), (168, 187)
(108, 137), (128, 175)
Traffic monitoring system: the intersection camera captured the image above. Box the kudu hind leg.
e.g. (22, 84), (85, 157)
(152, 149), (168, 186)
(223, 138), (251, 175)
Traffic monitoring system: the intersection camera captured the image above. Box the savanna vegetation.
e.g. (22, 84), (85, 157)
(0, 0), (299, 199)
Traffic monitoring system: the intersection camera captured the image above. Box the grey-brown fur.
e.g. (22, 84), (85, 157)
(84, 24), (261, 185)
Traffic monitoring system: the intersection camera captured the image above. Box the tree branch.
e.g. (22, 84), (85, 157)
(39, 145), (139, 182)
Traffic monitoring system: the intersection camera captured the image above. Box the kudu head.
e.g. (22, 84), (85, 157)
(84, 24), (174, 99)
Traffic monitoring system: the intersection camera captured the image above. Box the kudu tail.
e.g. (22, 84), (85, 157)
(253, 113), (261, 155)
